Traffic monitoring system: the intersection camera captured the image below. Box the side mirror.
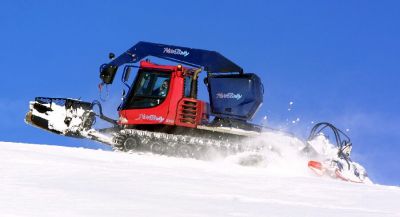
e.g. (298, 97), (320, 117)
(100, 64), (118, 84)
(123, 67), (131, 82)
(109, 52), (115, 60)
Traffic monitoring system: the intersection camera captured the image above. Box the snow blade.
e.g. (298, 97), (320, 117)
(25, 97), (96, 138)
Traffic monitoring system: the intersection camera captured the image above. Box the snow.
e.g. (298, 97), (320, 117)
(1, 141), (399, 217)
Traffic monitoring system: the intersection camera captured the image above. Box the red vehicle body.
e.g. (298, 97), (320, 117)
(118, 61), (208, 129)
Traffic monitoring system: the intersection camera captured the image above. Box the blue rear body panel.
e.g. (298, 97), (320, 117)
(207, 73), (263, 121)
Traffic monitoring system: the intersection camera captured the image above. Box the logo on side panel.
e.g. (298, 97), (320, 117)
(135, 114), (165, 123)
(216, 92), (243, 100)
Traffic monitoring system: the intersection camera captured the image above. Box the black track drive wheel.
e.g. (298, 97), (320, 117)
(123, 137), (141, 151)
(150, 141), (165, 155)
(176, 144), (194, 158)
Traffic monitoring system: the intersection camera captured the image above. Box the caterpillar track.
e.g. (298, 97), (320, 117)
(112, 128), (264, 160)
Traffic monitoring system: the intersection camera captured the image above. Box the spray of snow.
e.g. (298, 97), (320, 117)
(223, 131), (310, 177)
(221, 129), (371, 184)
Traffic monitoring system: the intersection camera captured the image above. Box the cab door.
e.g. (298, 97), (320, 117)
(119, 69), (172, 125)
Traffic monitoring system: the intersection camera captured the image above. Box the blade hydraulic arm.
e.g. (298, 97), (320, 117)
(100, 41), (243, 85)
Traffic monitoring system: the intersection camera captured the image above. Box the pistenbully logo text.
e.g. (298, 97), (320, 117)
(216, 92), (243, 100)
(135, 114), (165, 123)
(163, 47), (190, 57)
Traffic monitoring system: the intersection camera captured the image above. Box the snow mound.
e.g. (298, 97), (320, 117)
(1, 141), (399, 217)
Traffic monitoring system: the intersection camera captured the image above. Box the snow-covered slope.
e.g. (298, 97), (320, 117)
(0, 141), (399, 217)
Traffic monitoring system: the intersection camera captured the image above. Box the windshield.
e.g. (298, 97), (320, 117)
(123, 70), (171, 109)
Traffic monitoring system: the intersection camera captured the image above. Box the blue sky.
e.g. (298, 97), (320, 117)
(1, 0), (399, 185)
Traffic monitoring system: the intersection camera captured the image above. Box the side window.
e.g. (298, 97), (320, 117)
(152, 77), (169, 96)
(125, 70), (171, 109)
(184, 76), (192, 97)
(135, 73), (151, 96)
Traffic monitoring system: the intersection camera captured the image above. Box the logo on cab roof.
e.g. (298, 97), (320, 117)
(163, 47), (190, 57)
